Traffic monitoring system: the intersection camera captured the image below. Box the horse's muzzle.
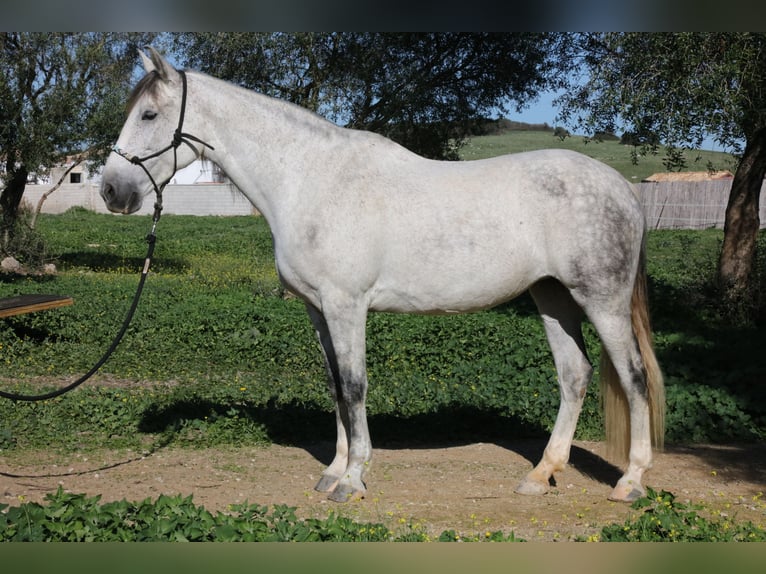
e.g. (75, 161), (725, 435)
(100, 183), (143, 214)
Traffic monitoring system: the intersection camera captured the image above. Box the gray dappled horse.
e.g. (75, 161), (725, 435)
(101, 48), (664, 504)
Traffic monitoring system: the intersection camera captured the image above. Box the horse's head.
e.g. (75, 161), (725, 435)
(101, 47), (199, 214)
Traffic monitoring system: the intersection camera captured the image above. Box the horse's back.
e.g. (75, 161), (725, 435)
(363, 149), (644, 314)
(383, 148), (644, 265)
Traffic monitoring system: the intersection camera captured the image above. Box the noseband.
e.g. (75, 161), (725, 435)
(112, 69), (214, 222)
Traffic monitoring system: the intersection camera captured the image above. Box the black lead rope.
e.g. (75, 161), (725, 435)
(0, 214), (160, 402)
(0, 69), (213, 403)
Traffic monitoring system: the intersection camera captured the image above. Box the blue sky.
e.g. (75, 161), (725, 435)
(512, 90), (726, 153)
(511, 90), (562, 128)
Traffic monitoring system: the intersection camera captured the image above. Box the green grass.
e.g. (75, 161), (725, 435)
(1, 211), (764, 456)
(461, 130), (737, 182)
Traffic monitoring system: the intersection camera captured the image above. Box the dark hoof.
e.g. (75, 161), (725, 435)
(314, 474), (339, 493)
(608, 483), (646, 502)
(327, 484), (365, 503)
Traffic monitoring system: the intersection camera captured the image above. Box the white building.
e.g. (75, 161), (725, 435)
(169, 159), (227, 185)
(23, 159), (257, 217)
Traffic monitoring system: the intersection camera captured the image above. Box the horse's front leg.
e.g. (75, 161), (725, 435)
(306, 302), (371, 502)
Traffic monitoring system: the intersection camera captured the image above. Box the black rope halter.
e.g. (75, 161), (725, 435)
(0, 69), (213, 403)
(112, 69), (215, 225)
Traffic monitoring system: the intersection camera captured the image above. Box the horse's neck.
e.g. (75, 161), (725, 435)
(189, 72), (338, 225)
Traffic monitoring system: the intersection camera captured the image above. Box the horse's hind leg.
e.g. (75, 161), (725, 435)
(306, 301), (371, 502)
(516, 279), (593, 496)
(588, 311), (654, 502)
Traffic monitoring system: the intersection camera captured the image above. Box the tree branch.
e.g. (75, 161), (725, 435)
(29, 153), (85, 229)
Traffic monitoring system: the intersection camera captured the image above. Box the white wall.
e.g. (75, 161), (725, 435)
(25, 179), (766, 228)
(22, 183), (258, 217)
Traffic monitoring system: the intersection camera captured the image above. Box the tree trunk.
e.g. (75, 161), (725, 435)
(718, 127), (766, 313)
(0, 166), (28, 252)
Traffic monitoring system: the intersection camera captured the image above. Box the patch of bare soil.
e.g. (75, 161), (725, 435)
(2, 439), (764, 541)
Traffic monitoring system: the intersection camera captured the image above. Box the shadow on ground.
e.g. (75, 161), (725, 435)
(137, 400), (665, 491)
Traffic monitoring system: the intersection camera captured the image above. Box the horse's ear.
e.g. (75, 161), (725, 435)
(138, 48), (155, 73)
(139, 46), (177, 82)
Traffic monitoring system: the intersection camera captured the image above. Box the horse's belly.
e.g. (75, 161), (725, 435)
(368, 224), (545, 313)
(369, 266), (535, 314)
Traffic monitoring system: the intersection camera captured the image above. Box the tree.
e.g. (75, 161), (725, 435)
(0, 32), (154, 253)
(169, 32), (564, 160)
(556, 33), (766, 315)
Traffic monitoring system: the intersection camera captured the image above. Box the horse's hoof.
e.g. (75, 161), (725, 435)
(314, 474), (339, 493)
(327, 484), (365, 503)
(515, 478), (550, 496)
(608, 482), (645, 503)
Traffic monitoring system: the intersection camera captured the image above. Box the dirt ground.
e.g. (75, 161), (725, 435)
(2, 437), (765, 541)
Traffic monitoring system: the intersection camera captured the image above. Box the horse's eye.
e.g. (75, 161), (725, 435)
(142, 110), (157, 121)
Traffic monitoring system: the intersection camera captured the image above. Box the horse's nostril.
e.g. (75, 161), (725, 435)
(102, 183), (114, 200)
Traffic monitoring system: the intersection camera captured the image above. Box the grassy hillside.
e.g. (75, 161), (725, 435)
(460, 129), (737, 182)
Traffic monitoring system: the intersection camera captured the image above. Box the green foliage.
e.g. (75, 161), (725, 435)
(0, 33), (154, 250)
(645, 230), (766, 442)
(0, 487), (521, 542)
(4, 486), (764, 542)
(0, 207), (49, 270)
(0, 382), (277, 452)
(170, 33), (558, 160)
(1, 213), (764, 455)
(596, 488), (766, 542)
(557, 33), (766, 154)
(665, 382), (762, 443)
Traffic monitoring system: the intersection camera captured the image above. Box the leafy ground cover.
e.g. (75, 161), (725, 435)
(2, 475), (764, 542)
(597, 488), (766, 542)
(1, 211), (764, 453)
(0, 487), (440, 542)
